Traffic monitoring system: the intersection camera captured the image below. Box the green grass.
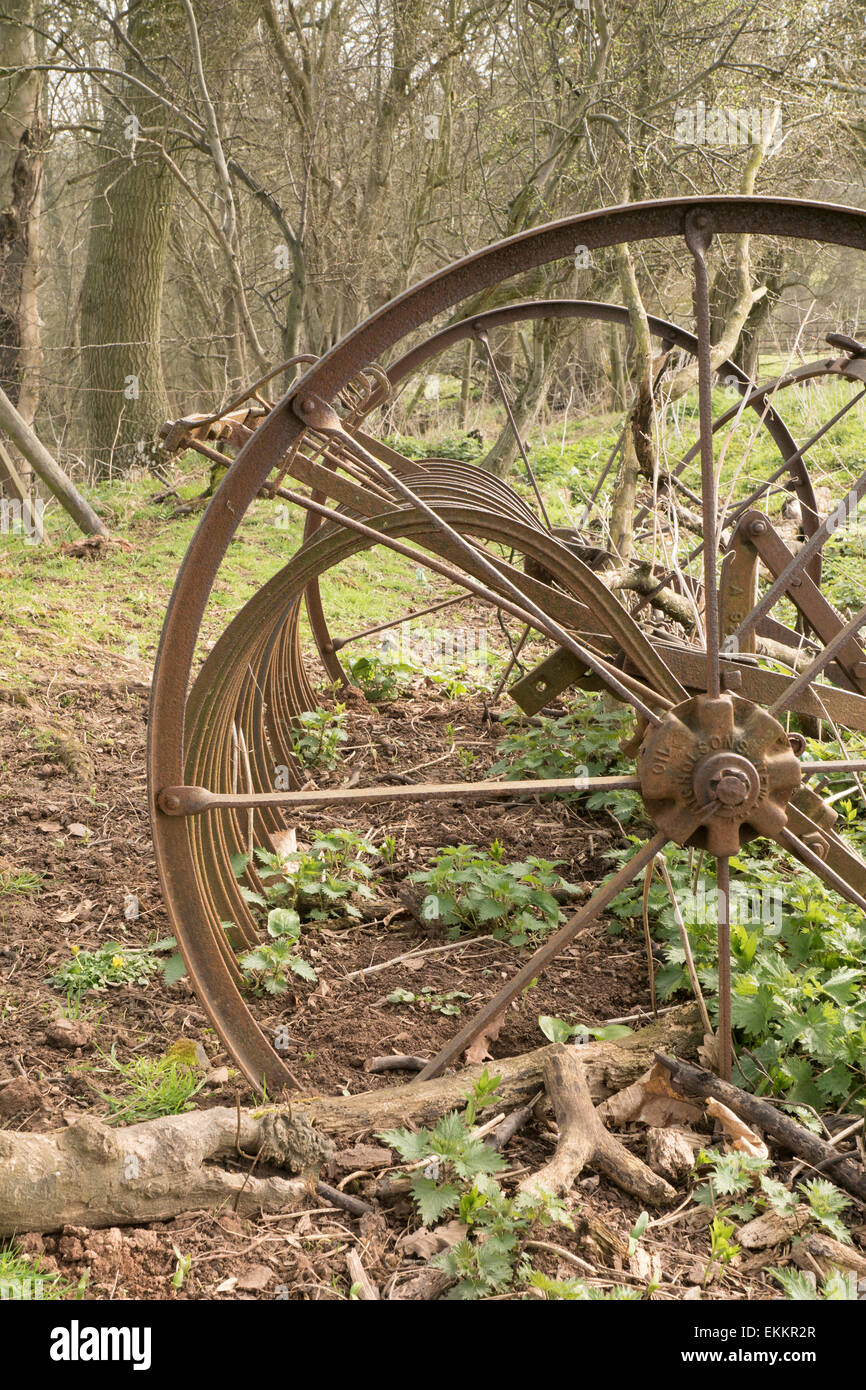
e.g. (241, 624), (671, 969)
(6, 373), (862, 695)
(0, 458), (469, 687)
(0, 867), (43, 896)
(94, 1051), (205, 1123)
(0, 1245), (80, 1300)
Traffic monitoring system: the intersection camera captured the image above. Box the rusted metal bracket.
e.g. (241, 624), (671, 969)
(739, 510), (866, 692)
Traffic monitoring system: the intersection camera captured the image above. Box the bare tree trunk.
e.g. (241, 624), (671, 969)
(665, 127), (775, 400)
(79, 0), (177, 474)
(0, 0), (44, 487)
(608, 323), (627, 410)
(460, 339), (473, 429)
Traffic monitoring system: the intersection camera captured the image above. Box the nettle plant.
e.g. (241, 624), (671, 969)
(290, 704), (348, 769)
(607, 840), (866, 1113)
(346, 653), (413, 703)
(379, 1070), (572, 1300)
(489, 693), (639, 825)
(770, 1266), (861, 1301)
(410, 840), (578, 946)
(695, 1148), (853, 1242)
(235, 830), (380, 923)
(237, 908), (317, 995)
(527, 1271), (642, 1301)
(228, 832), (382, 995)
(427, 665), (491, 700)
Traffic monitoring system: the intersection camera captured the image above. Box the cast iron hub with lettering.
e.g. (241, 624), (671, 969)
(637, 693), (802, 855)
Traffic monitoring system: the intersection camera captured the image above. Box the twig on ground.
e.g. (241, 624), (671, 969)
(656, 1052), (866, 1204)
(315, 1180), (374, 1217)
(346, 1249), (380, 1299)
(346, 934), (491, 980)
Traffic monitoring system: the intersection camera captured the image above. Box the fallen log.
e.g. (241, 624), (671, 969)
(0, 1009), (700, 1236)
(655, 1052), (866, 1204)
(0, 1108), (307, 1236)
(290, 1004), (701, 1141)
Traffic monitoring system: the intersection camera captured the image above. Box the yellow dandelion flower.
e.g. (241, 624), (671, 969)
(71, 944), (80, 956)
(111, 955), (124, 969)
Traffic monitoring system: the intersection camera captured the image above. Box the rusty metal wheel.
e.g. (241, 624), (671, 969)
(149, 195), (866, 1095)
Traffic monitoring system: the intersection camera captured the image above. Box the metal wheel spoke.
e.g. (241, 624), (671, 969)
(578, 344), (673, 531)
(776, 825), (866, 915)
(685, 211), (722, 699)
(768, 601), (866, 717)
(801, 759), (866, 777)
(157, 774), (642, 818)
(633, 369), (866, 627)
(729, 463), (866, 647)
(637, 379), (866, 560)
(329, 592), (467, 653)
(576, 421), (628, 530)
(716, 855), (732, 1083)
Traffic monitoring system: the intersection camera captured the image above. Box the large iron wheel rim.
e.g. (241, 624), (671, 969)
(148, 195), (866, 1092)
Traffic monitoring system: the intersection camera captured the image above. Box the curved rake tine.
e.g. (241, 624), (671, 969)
(276, 484), (670, 718)
(474, 327), (552, 531)
(292, 402), (669, 726)
(491, 623), (531, 702)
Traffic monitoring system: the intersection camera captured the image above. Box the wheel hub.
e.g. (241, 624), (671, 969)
(637, 694), (802, 855)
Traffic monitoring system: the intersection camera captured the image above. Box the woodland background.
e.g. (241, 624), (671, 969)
(1, 0), (865, 483)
